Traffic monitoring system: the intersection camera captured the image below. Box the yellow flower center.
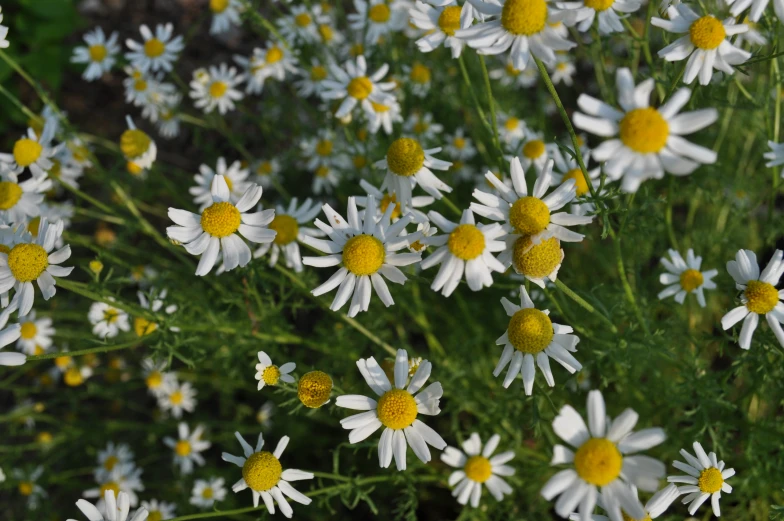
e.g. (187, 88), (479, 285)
(202, 487), (214, 499)
(509, 196), (550, 235)
(501, 0), (548, 36)
(127, 161), (144, 175)
(99, 482), (120, 497)
(295, 12), (312, 27)
(318, 24), (334, 42)
(622, 511), (652, 521)
(464, 456), (493, 483)
(353, 155), (368, 169)
(269, 214), (299, 245)
(504, 117), (520, 131)
(562, 168), (590, 196)
(210, 0), (230, 13)
(55, 355), (72, 369)
(64, 367), (84, 386)
(512, 235), (561, 278)
(679, 269), (704, 292)
(262, 365), (281, 385)
(297, 370), (333, 408)
(584, 0), (614, 11)
(453, 137), (466, 149)
(315, 165), (330, 178)
(698, 467), (724, 493)
(0, 181), (23, 210)
(33, 345), (45, 355)
(508, 307), (553, 353)
(413, 121), (429, 134)
(103, 309), (120, 324)
(347, 76), (373, 100)
(120, 129), (152, 159)
(18, 482), (33, 496)
(619, 107), (669, 154)
(134, 317), (158, 337)
(410, 63), (431, 84)
(13, 138), (43, 167)
(20, 322), (37, 339)
(242, 451), (282, 491)
(146, 370), (163, 389)
(147, 511), (163, 521)
(744, 280), (779, 314)
(200, 201), (241, 238)
(689, 16), (726, 50)
(209, 81), (228, 98)
(170, 390), (184, 405)
(380, 193), (402, 220)
(376, 388), (418, 429)
(175, 440), (192, 456)
(447, 224), (486, 260)
(369, 3), (391, 22)
(311, 65), (328, 81)
(523, 139), (546, 159)
(9, 244), (49, 283)
(144, 38), (166, 58)
(316, 139), (333, 156)
(37, 431), (53, 444)
(342, 234), (385, 275)
(89, 44), (108, 62)
(134, 79), (148, 92)
(438, 6), (462, 35)
(266, 46), (283, 64)
(257, 161), (273, 175)
(371, 101), (390, 113)
(387, 137), (425, 177)
(505, 63), (521, 76)
(574, 438), (623, 486)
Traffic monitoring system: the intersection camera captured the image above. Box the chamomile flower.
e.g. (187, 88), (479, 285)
(0, 219), (73, 317)
(651, 6), (750, 85)
(190, 477), (227, 508)
(312, 165), (342, 194)
(764, 141), (784, 177)
(235, 43), (297, 95)
(0, 171), (50, 224)
(410, 0), (474, 58)
(1, 123), (60, 179)
(88, 300), (130, 339)
(321, 56), (396, 119)
(658, 249), (718, 307)
(376, 137), (453, 208)
(158, 380), (197, 418)
(498, 113), (528, 146)
(721, 249), (784, 349)
(336, 348), (446, 470)
(189, 63), (245, 115)
(356, 179), (433, 224)
(167, 175), (276, 276)
(541, 390), (667, 521)
(125, 24), (184, 73)
(404, 62), (433, 97)
(69, 490), (148, 521)
(403, 112), (444, 144)
(255, 351), (296, 390)
(253, 158), (281, 188)
(135, 287), (179, 335)
(209, 0), (242, 34)
(456, 0), (576, 70)
(550, 56), (576, 85)
(295, 58), (331, 97)
(191, 158), (251, 211)
(254, 198), (323, 273)
(549, 147), (600, 203)
(221, 432), (314, 516)
(300, 130), (351, 170)
(441, 433), (515, 507)
(490, 61), (540, 88)
(568, 484), (681, 521)
(14, 466), (46, 509)
(95, 442), (135, 483)
(444, 129), (478, 162)
(16, 311), (54, 356)
(0, 316), (23, 367)
(278, 5), (327, 44)
(573, 67), (718, 192)
(85, 466), (145, 509)
(72, 28), (120, 81)
(301, 196), (422, 317)
(139, 500), (175, 521)
(667, 441), (735, 517)
(557, 0), (642, 34)
(142, 358), (177, 397)
(420, 209), (506, 296)
(349, 0), (405, 44)
(155, 94), (183, 139)
(0, 6), (8, 49)
(164, 423), (211, 475)
(511, 132), (553, 173)
(364, 96), (403, 135)
(120, 117), (157, 169)
(494, 286), (582, 395)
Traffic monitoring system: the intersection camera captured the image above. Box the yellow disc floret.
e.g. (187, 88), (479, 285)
(266, 47), (284, 64)
(347, 76), (373, 99)
(243, 451), (283, 491)
(120, 129), (152, 159)
(376, 388), (418, 429)
(0, 181), (23, 210)
(509, 196), (550, 235)
(619, 107), (669, 154)
(297, 370), (333, 408)
(380, 193), (402, 220)
(134, 317), (158, 337)
(9, 244), (49, 283)
(562, 169), (590, 196)
(89, 44), (108, 62)
(574, 438), (623, 486)
(318, 24), (335, 42)
(64, 367), (84, 387)
(200, 202), (241, 238)
(146, 371), (163, 389)
(679, 269), (704, 292)
(438, 6), (462, 35)
(262, 365), (281, 386)
(210, 0), (229, 13)
(147, 511), (163, 521)
(512, 236), (561, 278)
(13, 138), (43, 167)
(342, 234), (385, 276)
(464, 456), (493, 483)
(501, 0), (548, 36)
(175, 440), (191, 456)
(144, 38), (165, 58)
(269, 214), (299, 245)
(689, 16), (725, 50)
(744, 280), (779, 314)
(170, 391), (184, 405)
(20, 322), (37, 340)
(584, 0), (614, 11)
(99, 481), (120, 498)
(410, 63), (431, 84)
(507, 308), (554, 353)
(18, 482), (33, 496)
(369, 3), (391, 22)
(311, 65), (328, 81)
(316, 139), (333, 156)
(698, 467), (724, 493)
(447, 224), (486, 260)
(209, 81), (228, 98)
(387, 137), (425, 177)
(505, 117), (520, 131)
(523, 139), (546, 159)
(295, 13), (312, 27)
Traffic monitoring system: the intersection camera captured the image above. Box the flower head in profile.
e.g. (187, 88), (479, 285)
(125, 23), (184, 73)
(67, 490), (148, 521)
(255, 351), (296, 390)
(119, 117), (157, 169)
(441, 433), (515, 507)
(568, 485), (680, 521)
(667, 441), (734, 517)
(658, 249), (718, 307)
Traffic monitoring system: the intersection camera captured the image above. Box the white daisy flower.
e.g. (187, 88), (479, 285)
(403, 61), (433, 98)
(420, 209), (507, 296)
(508, 132), (553, 173)
(235, 43), (297, 95)
(410, 0), (474, 58)
(13, 466), (46, 510)
(209, 0), (242, 34)
(84, 467), (145, 509)
(403, 112), (444, 144)
(221, 432), (314, 516)
(441, 432), (515, 507)
(312, 165), (341, 195)
(191, 157), (251, 211)
(667, 441), (735, 517)
(0, 312), (23, 366)
(190, 477), (227, 508)
(125, 23), (184, 73)
(295, 58), (331, 98)
(456, 0), (576, 70)
(549, 146), (601, 210)
(356, 179), (433, 224)
(651, 5), (750, 86)
(541, 389), (667, 521)
(72, 27), (121, 81)
(164, 423), (211, 475)
(120, 116), (157, 169)
(48, 148), (85, 189)
(0, 122), (60, 179)
(0, 6), (8, 49)
(573, 67), (718, 193)
(724, 0), (782, 24)
(154, 93), (183, 139)
(721, 248), (784, 349)
(88, 300), (131, 339)
(764, 140), (784, 177)
(444, 128), (478, 161)
(557, 0), (641, 34)
(349, 0), (407, 44)
(0, 170), (50, 224)
(189, 63), (245, 115)
(335, 348), (447, 470)
(375, 137), (453, 209)
(135, 287), (179, 335)
(158, 380), (197, 418)
(278, 5), (329, 44)
(299, 129), (351, 170)
(494, 286), (582, 395)
(734, 17), (767, 46)
(321, 56), (395, 120)
(498, 112), (528, 146)
(139, 500), (174, 521)
(141, 358), (177, 397)
(550, 56), (576, 85)
(490, 60), (540, 88)
(253, 198), (323, 273)
(94, 442), (135, 483)
(253, 158), (281, 188)
(68, 490), (148, 521)
(255, 350), (296, 390)
(166, 175), (276, 276)
(301, 196), (421, 317)
(16, 310), (54, 355)
(568, 484), (681, 521)
(658, 249), (718, 307)
(363, 96), (403, 135)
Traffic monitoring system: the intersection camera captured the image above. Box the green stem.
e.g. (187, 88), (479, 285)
(610, 233), (650, 335)
(553, 279), (618, 334)
(478, 55), (504, 159)
(25, 338), (145, 362)
(665, 176), (680, 250)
